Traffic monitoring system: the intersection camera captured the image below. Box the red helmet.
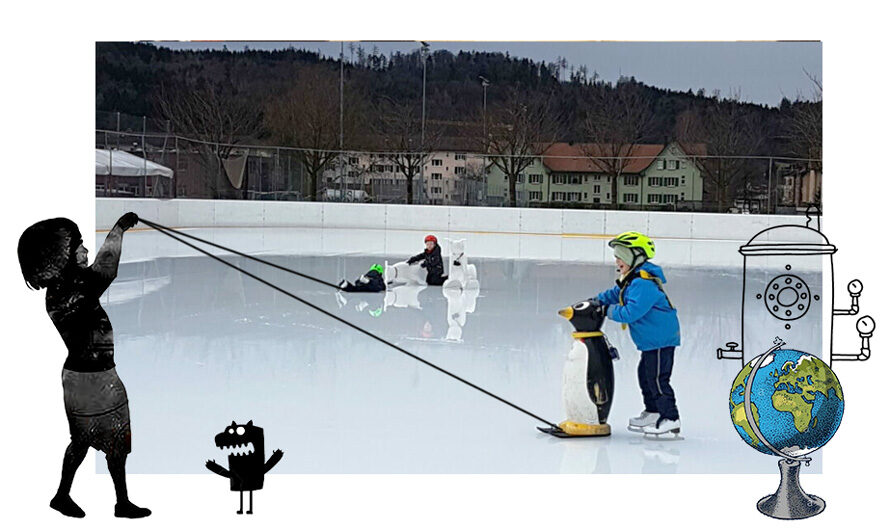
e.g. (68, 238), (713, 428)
(424, 235), (437, 244)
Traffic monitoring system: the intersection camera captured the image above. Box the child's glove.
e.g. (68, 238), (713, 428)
(590, 298), (609, 317)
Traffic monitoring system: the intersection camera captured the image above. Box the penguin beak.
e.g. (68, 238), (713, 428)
(558, 307), (574, 320)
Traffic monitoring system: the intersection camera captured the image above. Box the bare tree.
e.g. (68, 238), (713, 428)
(265, 65), (363, 201)
(581, 81), (654, 208)
(485, 87), (561, 207)
(788, 72), (822, 173)
(156, 81), (264, 198)
(373, 98), (439, 204)
(679, 91), (764, 212)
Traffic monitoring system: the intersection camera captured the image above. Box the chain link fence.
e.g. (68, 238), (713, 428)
(95, 111), (820, 214)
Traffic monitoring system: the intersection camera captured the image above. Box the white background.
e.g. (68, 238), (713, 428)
(0, 2), (886, 529)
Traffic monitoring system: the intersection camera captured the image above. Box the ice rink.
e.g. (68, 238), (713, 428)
(98, 227), (821, 474)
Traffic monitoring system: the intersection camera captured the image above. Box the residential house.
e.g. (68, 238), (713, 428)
(486, 142), (705, 208)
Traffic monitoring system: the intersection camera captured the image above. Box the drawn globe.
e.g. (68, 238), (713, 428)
(729, 348), (844, 458)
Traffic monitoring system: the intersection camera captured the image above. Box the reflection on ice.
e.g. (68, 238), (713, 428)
(100, 231), (822, 474)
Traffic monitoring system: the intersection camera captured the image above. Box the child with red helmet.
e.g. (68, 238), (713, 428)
(406, 235), (448, 286)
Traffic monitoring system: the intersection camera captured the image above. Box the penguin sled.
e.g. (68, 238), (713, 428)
(539, 300), (618, 438)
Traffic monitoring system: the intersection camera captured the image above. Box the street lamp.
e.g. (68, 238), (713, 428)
(420, 41), (429, 204)
(339, 41), (345, 201)
(479, 76), (489, 149)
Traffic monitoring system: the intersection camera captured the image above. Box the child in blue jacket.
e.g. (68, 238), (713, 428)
(591, 231), (681, 435)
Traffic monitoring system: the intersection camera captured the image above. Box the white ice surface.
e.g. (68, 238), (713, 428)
(97, 228), (822, 474)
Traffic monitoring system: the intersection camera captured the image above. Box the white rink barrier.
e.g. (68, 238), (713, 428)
(96, 198), (822, 269)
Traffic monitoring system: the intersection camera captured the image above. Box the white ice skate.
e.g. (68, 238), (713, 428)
(642, 417), (681, 438)
(627, 410), (659, 433)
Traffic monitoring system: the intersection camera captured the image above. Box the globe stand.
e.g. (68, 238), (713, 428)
(757, 458), (825, 519)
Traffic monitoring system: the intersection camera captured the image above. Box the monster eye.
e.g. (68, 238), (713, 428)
(236, 426), (245, 435)
(227, 428), (234, 434)
(573, 301), (590, 311)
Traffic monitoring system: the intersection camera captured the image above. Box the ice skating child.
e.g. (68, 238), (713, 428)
(17, 213), (151, 518)
(338, 263), (387, 293)
(406, 235), (448, 286)
(590, 231), (681, 435)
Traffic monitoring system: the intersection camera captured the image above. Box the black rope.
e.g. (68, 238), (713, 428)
(138, 219), (559, 429)
(138, 219), (340, 290)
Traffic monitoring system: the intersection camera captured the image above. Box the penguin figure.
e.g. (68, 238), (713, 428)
(555, 300), (617, 436)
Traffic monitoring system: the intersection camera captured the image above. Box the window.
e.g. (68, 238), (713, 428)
(569, 175), (582, 185)
(647, 193), (676, 204)
(583, 192), (588, 200)
(349, 157), (359, 164)
(454, 167), (466, 175)
(529, 191), (542, 201)
(455, 153), (466, 160)
(348, 171), (358, 178)
(657, 160), (665, 170)
(431, 173), (442, 180)
(529, 174), (543, 184)
(432, 159), (443, 166)
(517, 175), (524, 184)
(667, 160), (680, 170)
(593, 185), (601, 194)
(664, 177), (679, 187)
(649, 177), (663, 187)
(624, 176), (640, 186)
(551, 191), (566, 201)
(552, 174), (567, 185)
(592, 197), (600, 204)
(623, 193), (638, 203)
(592, 175), (601, 181)
(567, 192), (581, 201)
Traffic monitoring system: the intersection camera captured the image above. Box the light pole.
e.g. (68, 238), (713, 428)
(420, 41), (429, 204)
(479, 76), (489, 148)
(339, 41), (345, 201)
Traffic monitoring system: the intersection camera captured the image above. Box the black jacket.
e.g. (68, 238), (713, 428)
(343, 270), (386, 293)
(407, 244), (447, 286)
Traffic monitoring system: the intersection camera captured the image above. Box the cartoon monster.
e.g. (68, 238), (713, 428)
(205, 420), (283, 514)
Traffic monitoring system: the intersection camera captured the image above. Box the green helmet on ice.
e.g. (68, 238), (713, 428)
(608, 231), (655, 259)
(370, 264), (384, 275)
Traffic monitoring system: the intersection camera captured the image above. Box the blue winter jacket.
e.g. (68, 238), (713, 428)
(594, 261), (681, 351)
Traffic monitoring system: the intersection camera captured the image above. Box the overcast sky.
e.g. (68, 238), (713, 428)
(156, 40), (821, 107)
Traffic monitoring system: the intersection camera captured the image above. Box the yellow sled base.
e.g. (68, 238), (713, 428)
(538, 421), (611, 438)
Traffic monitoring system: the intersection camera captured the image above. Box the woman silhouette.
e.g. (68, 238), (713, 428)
(17, 213), (150, 518)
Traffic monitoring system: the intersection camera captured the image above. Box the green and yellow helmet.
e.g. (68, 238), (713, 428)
(608, 231), (655, 263)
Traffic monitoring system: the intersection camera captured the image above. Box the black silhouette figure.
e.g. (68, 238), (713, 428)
(17, 213), (150, 519)
(206, 421), (283, 514)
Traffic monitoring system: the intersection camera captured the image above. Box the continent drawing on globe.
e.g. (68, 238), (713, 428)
(730, 363), (761, 448)
(771, 357), (843, 434)
(729, 349), (844, 458)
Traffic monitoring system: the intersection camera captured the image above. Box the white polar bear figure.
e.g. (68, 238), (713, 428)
(384, 259), (427, 286)
(443, 283), (480, 341)
(383, 284), (427, 311)
(442, 239), (478, 291)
